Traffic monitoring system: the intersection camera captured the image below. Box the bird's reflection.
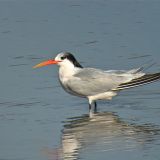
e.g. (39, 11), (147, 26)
(45, 111), (160, 160)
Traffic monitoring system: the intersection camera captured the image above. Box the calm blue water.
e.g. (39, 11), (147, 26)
(0, 0), (160, 160)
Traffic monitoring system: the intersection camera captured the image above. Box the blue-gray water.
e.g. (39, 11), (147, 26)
(0, 0), (160, 160)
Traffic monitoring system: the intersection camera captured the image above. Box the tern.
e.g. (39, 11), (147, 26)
(33, 52), (160, 111)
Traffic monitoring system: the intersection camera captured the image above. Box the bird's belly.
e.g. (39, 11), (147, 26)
(59, 77), (85, 98)
(88, 91), (117, 102)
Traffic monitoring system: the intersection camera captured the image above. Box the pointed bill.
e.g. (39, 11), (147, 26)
(33, 59), (61, 68)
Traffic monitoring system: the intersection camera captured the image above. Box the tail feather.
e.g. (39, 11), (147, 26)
(115, 72), (160, 90)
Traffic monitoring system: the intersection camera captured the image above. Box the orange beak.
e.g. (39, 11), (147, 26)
(33, 59), (61, 68)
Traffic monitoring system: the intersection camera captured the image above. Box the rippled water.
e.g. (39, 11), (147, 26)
(0, 0), (160, 160)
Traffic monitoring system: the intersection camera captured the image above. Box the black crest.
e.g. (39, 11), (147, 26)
(62, 52), (83, 68)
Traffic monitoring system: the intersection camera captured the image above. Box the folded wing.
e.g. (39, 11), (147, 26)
(66, 68), (145, 96)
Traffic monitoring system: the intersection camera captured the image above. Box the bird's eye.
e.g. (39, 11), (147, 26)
(61, 56), (66, 60)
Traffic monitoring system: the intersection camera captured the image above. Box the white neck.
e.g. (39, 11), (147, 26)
(59, 61), (82, 84)
(59, 62), (75, 78)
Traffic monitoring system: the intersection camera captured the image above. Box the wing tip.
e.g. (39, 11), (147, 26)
(115, 72), (160, 91)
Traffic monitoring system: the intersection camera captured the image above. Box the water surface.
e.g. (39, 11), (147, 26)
(0, 0), (160, 160)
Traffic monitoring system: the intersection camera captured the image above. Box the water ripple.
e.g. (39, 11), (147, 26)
(128, 54), (152, 60)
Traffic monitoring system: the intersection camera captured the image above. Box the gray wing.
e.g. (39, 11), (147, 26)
(66, 68), (144, 96)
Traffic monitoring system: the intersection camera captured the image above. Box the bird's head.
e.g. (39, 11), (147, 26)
(33, 52), (83, 69)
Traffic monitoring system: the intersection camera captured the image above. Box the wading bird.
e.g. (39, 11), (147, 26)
(33, 52), (160, 111)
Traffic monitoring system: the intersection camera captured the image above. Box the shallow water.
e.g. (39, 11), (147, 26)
(0, 0), (160, 160)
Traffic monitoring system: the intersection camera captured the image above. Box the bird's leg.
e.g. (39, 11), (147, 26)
(88, 101), (97, 112)
(89, 103), (92, 112)
(88, 98), (92, 112)
(94, 101), (97, 113)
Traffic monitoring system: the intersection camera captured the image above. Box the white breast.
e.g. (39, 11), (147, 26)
(58, 65), (83, 97)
